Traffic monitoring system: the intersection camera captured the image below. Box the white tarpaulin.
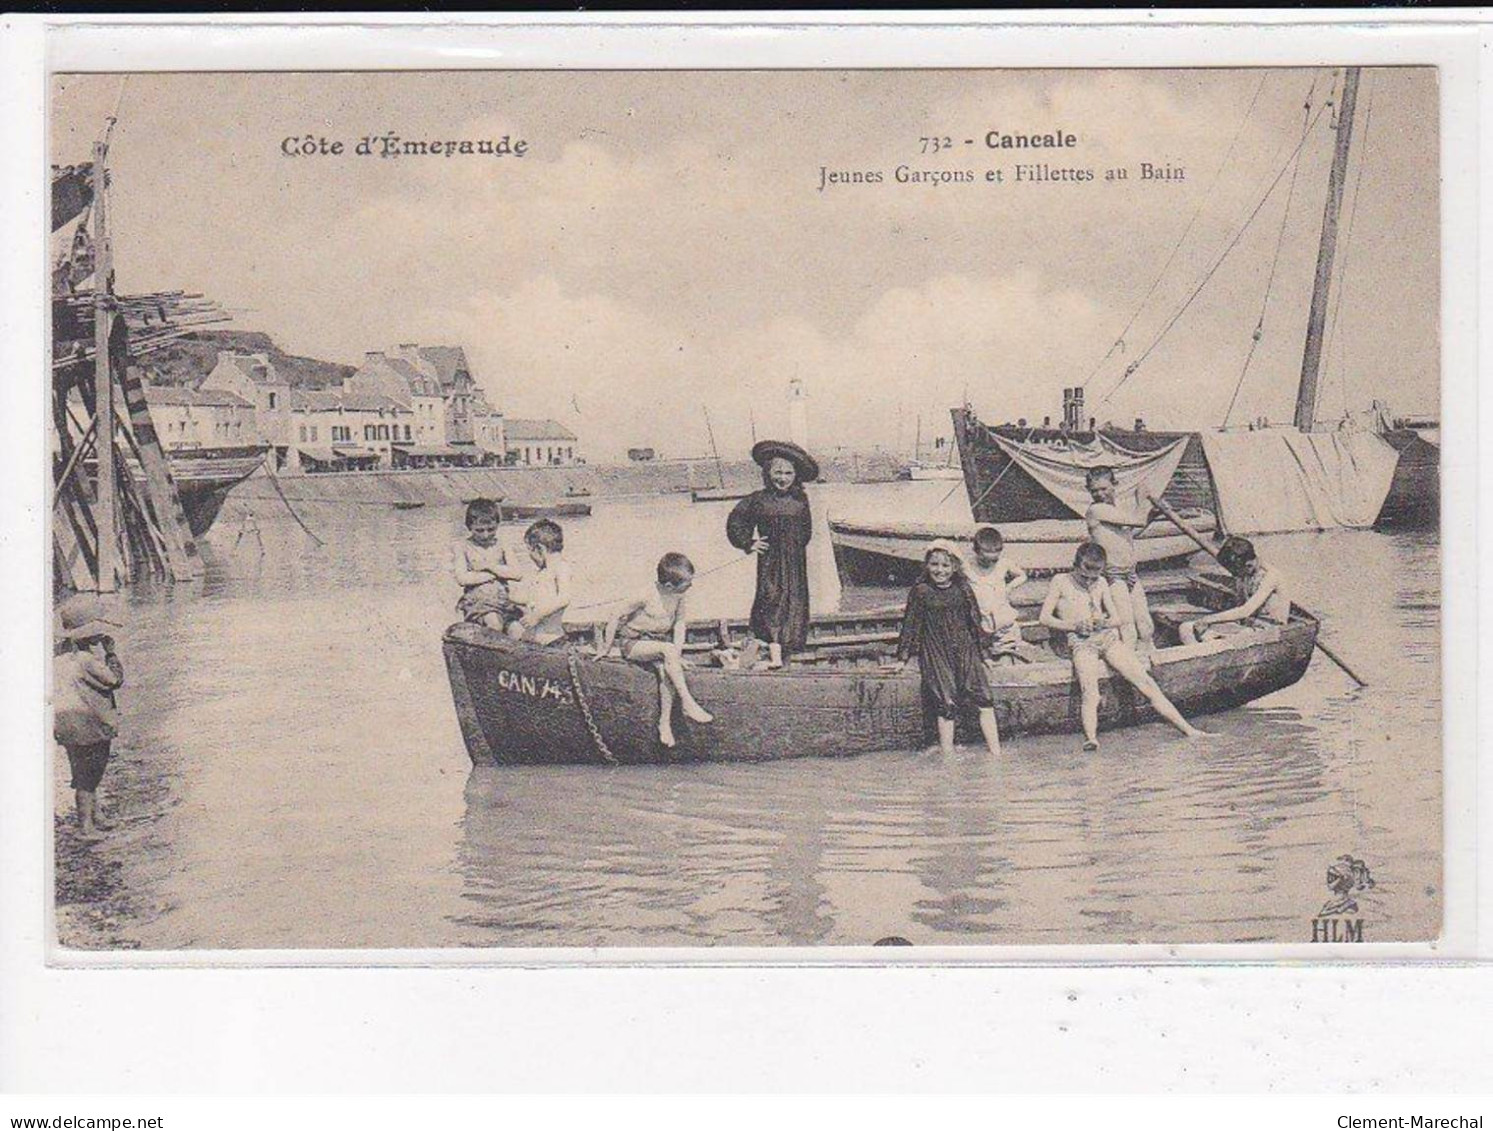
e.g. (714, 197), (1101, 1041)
(990, 432), (1191, 519)
(1201, 430), (1401, 533)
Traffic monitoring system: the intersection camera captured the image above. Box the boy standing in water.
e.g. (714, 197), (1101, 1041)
(1040, 542), (1206, 752)
(452, 498), (527, 632)
(1083, 466), (1156, 649)
(598, 552), (714, 748)
(53, 596), (125, 841)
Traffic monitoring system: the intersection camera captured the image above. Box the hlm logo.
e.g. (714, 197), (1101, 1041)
(1311, 855), (1374, 943)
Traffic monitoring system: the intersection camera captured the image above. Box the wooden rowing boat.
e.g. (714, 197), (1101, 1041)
(443, 574), (1317, 766)
(829, 513), (1216, 587)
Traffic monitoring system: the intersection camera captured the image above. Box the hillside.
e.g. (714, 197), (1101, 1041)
(142, 330), (355, 390)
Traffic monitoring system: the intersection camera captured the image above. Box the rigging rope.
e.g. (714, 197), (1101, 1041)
(1078, 73), (1270, 392)
(1221, 74), (1320, 429)
(1095, 95), (1333, 407)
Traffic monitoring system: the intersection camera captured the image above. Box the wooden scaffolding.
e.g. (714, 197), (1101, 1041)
(52, 127), (231, 592)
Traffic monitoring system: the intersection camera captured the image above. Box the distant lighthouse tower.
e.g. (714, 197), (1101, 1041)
(788, 377), (808, 449)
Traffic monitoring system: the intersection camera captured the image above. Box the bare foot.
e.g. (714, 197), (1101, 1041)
(682, 703), (714, 724)
(658, 724), (676, 748)
(1082, 739), (1100, 752)
(1184, 727), (1214, 740)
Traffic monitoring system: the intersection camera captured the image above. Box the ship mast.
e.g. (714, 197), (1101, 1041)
(1293, 67), (1361, 432)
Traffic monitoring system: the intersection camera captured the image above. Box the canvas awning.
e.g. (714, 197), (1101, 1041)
(297, 446), (340, 463)
(395, 444), (472, 458)
(988, 432), (1190, 520)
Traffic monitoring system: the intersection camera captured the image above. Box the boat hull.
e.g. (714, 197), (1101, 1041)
(829, 515), (1213, 588)
(443, 599), (1316, 766)
(1375, 428), (1439, 528)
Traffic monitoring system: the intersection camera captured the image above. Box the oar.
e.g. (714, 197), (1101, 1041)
(1145, 492), (1368, 688)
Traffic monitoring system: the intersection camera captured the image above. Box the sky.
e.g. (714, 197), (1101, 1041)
(51, 68), (1439, 461)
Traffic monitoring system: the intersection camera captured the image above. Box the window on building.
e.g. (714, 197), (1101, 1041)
(298, 425), (307, 442)
(268, 392), (278, 409)
(365, 425), (376, 441)
(403, 424), (412, 441)
(377, 425), (389, 441)
(310, 426), (319, 442)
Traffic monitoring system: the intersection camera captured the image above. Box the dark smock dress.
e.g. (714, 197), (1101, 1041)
(897, 578), (995, 720)
(726, 487), (813, 656)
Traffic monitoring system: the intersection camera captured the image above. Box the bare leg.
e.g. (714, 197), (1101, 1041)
(977, 707), (1002, 756)
(1073, 649), (1104, 750)
(479, 612), (506, 631)
(936, 716), (956, 756)
(629, 641), (713, 725)
(766, 642), (783, 670)
(76, 789), (103, 840)
(504, 619), (527, 640)
(1109, 582), (1138, 648)
(1178, 619), (1203, 645)
(654, 664), (676, 747)
(1103, 642), (1207, 738)
(1131, 580), (1155, 649)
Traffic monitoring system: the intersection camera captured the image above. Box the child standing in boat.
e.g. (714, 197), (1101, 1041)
(726, 440), (817, 669)
(964, 525), (1030, 662)
(893, 540), (1002, 758)
(1083, 466), (1156, 649)
(597, 552), (714, 748)
(511, 519), (572, 645)
(452, 498), (527, 632)
(1179, 536), (1293, 643)
(1040, 541), (1206, 752)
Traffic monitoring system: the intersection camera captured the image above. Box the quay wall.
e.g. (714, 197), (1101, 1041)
(227, 451), (904, 507)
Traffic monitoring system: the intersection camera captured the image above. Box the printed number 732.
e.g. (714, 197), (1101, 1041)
(920, 136), (953, 154)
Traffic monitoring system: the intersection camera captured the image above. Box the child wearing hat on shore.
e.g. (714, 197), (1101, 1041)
(891, 540), (1002, 758)
(726, 439), (818, 669)
(53, 595), (125, 841)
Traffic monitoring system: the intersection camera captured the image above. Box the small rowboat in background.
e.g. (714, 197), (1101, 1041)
(443, 572), (1317, 766)
(828, 513), (1217, 588)
(502, 500), (593, 520)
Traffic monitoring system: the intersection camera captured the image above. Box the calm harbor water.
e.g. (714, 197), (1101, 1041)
(55, 481), (1441, 948)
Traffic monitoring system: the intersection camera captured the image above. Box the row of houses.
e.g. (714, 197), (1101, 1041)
(142, 343), (580, 472)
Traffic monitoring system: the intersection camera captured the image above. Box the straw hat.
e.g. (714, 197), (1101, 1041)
(57, 594), (121, 642)
(750, 439), (820, 484)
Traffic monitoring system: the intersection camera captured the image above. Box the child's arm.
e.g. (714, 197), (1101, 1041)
(895, 587), (923, 664)
(1085, 499), (1151, 528)
(1005, 563), (1029, 591)
(671, 595), (690, 653)
(1097, 581), (1125, 629)
(79, 642), (123, 691)
(596, 595), (645, 657)
(1195, 570), (1279, 628)
(452, 541), (492, 587)
(1038, 580), (1068, 632)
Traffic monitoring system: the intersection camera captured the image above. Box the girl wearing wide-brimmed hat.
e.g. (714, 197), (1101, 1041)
(725, 439), (819, 668)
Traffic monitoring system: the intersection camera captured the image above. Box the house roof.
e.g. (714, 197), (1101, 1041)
(403, 345), (470, 391)
(144, 384), (254, 409)
(290, 389), (410, 414)
(214, 351), (281, 386)
(505, 418), (577, 442)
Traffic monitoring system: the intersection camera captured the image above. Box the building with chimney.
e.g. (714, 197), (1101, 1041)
(201, 351), (296, 463)
(346, 344), (485, 462)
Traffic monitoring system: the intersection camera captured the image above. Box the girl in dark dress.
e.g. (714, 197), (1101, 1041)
(726, 440), (818, 668)
(894, 540), (1002, 756)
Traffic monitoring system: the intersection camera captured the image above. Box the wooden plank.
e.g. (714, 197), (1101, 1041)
(91, 143), (117, 592)
(115, 348), (203, 580)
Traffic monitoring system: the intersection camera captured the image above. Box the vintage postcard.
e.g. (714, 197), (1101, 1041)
(47, 63), (1447, 955)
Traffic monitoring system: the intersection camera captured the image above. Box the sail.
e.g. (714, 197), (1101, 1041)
(1201, 430), (1400, 533)
(987, 432), (1191, 520)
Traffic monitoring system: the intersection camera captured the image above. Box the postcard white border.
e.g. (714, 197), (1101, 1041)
(2, 10), (1487, 1091)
